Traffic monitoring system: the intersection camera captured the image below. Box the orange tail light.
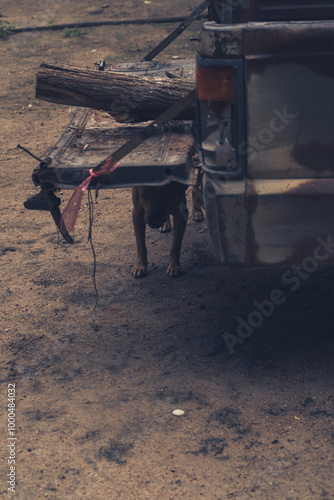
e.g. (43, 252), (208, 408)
(196, 65), (235, 103)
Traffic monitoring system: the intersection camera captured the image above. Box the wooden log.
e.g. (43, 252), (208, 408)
(36, 62), (196, 121)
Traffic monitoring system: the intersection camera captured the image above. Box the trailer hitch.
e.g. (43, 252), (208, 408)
(24, 189), (74, 244)
(21, 147), (73, 243)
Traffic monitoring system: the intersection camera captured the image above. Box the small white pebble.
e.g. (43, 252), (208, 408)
(172, 409), (185, 416)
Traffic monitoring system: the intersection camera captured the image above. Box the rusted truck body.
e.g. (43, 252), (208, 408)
(198, 1), (334, 266)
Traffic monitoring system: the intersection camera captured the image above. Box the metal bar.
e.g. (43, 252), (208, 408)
(142, 0), (212, 61)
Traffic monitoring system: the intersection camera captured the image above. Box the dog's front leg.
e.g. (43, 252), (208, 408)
(132, 209), (148, 278)
(192, 169), (204, 222)
(167, 199), (188, 277)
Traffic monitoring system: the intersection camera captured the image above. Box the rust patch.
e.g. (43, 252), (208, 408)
(292, 141), (334, 173)
(213, 30), (243, 59)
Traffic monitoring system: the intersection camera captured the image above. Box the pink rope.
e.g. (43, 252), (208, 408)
(60, 157), (120, 234)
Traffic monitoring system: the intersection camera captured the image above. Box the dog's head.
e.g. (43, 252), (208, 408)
(137, 186), (170, 229)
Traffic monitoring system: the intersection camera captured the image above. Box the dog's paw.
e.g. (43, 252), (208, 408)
(192, 209), (204, 222)
(166, 263), (182, 277)
(132, 264), (148, 278)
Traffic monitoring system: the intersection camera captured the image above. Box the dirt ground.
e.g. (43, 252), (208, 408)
(1, 1), (334, 499)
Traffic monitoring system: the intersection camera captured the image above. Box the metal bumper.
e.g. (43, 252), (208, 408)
(203, 174), (334, 267)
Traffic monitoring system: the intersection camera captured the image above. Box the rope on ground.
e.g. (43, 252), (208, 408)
(87, 189), (99, 312)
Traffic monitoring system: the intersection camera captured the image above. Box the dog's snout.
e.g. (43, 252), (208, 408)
(146, 212), (166, 229)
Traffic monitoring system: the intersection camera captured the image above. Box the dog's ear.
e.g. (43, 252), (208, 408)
(132, 187), (145, 208)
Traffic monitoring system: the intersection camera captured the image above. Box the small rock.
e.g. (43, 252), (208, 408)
(172, 409), (185, 416)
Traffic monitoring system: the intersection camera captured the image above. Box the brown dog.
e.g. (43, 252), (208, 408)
(132, 182), (188, 277)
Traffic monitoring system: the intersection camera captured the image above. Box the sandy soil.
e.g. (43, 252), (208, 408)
(1, 1), (334, 499)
